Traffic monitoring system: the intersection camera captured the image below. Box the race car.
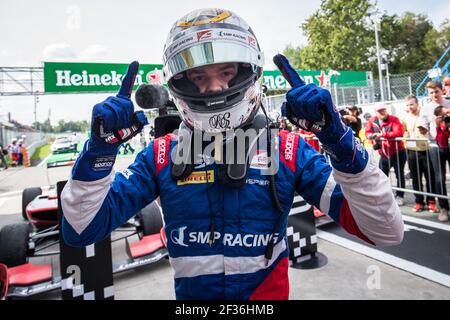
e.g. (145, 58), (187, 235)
(0, 197), (168, 300)
(50, 137), (77, 154)
(21, 187), (57, 226)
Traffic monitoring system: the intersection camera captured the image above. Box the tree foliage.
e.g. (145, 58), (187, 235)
(284, 0), (450, 75)
(33, 119), (89, 133)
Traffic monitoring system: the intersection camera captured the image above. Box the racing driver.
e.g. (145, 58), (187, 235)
(61, 8), (404, 300)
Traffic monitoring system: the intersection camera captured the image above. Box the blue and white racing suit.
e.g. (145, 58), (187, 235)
(61, 130), (404, 300)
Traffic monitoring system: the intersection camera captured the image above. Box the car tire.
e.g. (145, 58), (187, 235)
(22, 187), (42, 220)
(137, 202), (163, 237)
(0, 223), (31, 267)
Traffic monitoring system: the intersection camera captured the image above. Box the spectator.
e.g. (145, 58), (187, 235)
(433, 105), (450, 221)
(8, 138), (19, 167)
(18, 138), (24, 166)
(21, 134), (27, 145)
(297, 128), (320, 152)
(443, 77), (450, 99)
(341, 106), (362, 139)
(71, 133), (79, 154)
(423, 81), (450, 139)
(139, 132), (147, 149)
(279, 117), (292, 132)
(149, 125), (155, 140)
(402, 96), (439, 213)
(119, 142), (135, 155)
(366, 105), (406, 206)
(0, 144), (8, 170)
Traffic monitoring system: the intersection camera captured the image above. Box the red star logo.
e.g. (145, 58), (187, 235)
(147, 70), (162, 84)
(315, 70), (326, 87)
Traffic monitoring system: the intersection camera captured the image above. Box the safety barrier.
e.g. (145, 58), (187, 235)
(297, 133), (450, 203)
(57, 181), (114, 300)
(287, 194), (328, 269)
(364, 137), (450, 204)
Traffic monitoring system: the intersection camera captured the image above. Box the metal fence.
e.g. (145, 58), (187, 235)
(363, 137), (450, 204)
(0, 124), (48, 159)
(280, 129), (450, 207)
(264, 70), (429, 109)
(330, 71), (427, 107)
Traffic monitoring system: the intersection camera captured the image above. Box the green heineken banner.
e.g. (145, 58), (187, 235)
(263, 70), (369, 90)
(44, 62), (164, 93)
(44, 62), (369, 93)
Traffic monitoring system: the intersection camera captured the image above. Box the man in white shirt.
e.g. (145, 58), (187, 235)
(422, 81), (450, 139)
(403, 96), (438, 213)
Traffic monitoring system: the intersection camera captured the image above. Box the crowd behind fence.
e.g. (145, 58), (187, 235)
(264, 70), (428, 109)
(277, 124), (450, 206)
(364, 137), (450, 202)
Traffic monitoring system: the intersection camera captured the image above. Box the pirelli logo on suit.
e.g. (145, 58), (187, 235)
(177, 170), (215, 185)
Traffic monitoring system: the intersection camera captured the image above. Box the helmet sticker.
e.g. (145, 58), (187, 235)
(176, 10), (232, 28)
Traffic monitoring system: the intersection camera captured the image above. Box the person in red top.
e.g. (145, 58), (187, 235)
(433, 105), (450, 221)
(297, 127), (320, 152)
(366, 105), (406, 202)
(444, 77), (450, 99)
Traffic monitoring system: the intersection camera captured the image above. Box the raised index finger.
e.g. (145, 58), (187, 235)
(273, 54), (305, 88)
(117, 61), (139, 98)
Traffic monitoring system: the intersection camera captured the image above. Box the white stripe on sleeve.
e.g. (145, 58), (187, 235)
(61, 172), (114, 235)
(332, 154), (404, 246)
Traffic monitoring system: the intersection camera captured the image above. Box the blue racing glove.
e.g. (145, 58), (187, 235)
(72, 61), (148, 181)
(273, 54), (368, 174)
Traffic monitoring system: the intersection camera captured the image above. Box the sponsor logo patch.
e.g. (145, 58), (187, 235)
(284, 133), (295, 161)
(157, 138), (167, 164)
(92, 155), (115, 171)
(247, 36), (256, 47)
(169, 225), (279, 248)
(120, 169), (133, 180)
(177, 170), (215, 186)
(246, 178), (270, 186)
(196, 29), (212, 41)
(250, 150), (269, 169)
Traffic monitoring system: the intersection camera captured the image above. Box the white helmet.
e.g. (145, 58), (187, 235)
(163, 8), (264, 133)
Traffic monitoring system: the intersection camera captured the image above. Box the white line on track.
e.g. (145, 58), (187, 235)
(0, 185), (51, 199)
(37, 154), (52, 167)
(402, 215), (450, 232)
(317, 229), (450, 288)
(0, 190), (22, 198)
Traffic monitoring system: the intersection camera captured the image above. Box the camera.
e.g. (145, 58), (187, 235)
(368, 134), (382, 151)
(338, 108), (350, 117)
(443, 115), (450, 124)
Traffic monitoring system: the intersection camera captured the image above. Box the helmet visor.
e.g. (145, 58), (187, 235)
(164, 40), (263, 81)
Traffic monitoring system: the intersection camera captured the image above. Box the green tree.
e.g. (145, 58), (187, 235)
(284, 0), (374, 71)
(284, 1), (450, 75)
(378, 12), (435, 74)
(424, 19), (450, 66)
(53, 119), (90, 133)
(41, 119), (52, 133)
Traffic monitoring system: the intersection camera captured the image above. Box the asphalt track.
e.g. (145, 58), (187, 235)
(317, 217), (450, 287)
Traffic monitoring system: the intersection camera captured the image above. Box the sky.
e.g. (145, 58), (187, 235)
(0, 0), (449, 126)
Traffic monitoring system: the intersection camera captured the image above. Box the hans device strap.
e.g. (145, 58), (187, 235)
(171, 114), (268, 188)
(171, 123), (195, 181)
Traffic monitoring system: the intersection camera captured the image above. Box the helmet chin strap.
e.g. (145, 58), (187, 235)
(170, 114), (268, 188)
(171, 122), (195, 181)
